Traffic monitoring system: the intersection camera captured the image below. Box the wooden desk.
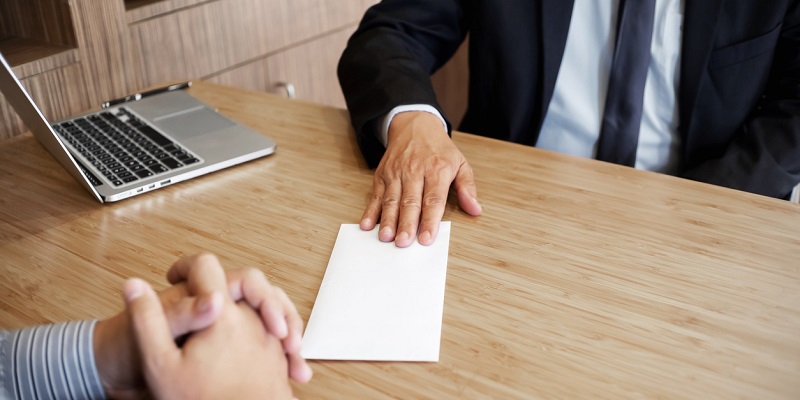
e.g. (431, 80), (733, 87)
(1, 82), (798, 399)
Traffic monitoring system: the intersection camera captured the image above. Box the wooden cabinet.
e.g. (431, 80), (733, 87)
(209, 28), (354, 108)
(0, 0), (377, 140)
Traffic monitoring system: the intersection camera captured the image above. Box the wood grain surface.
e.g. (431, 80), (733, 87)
(0, 82), (797, 399)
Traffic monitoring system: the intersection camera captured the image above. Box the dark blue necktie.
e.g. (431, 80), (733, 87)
(596, 0), (658, 167)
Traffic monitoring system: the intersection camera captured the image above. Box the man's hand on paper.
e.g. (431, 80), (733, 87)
(361, 111), (482, 247)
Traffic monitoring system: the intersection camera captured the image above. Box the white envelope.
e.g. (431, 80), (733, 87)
(301, 222), (451, 361)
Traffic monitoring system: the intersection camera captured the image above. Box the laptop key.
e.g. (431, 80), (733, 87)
(136, 169), (154, 178)
(139, 126), (173, 147)
(161, 157), (183, 169)
(149, 164), (168, 174)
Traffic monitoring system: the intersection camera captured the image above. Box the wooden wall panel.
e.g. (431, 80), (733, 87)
(208, 26), (356, 108)
(1, 39), (79, 78)
(0, 63), (90, 140)
(126, 0), (210, 22)
(128, 0), (377, 89)
(0, 0), (77, 47)
(128, 0), (295, 87)
(318, 0), (378, 31)
(69, 0), (139, 106)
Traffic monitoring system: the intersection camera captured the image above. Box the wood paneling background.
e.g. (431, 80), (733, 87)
(0, 0), (378, 140)
(208, 26), (356, 108)
(0, 0), (77, 48)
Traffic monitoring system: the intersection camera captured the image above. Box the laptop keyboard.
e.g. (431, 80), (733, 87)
(52, 108), (200, 187)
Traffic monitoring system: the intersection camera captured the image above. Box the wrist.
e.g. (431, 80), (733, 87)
(387, 111), (450, 146)
(94, 314), (143, 398)
(380, 105), (447, 146)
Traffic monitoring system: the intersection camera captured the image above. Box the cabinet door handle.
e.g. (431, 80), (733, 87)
(273, 82), (296, 99)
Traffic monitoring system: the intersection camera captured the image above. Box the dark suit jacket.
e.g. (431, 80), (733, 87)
(338, 0), (800, 199)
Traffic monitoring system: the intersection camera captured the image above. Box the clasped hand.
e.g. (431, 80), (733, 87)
(94, 253), (311, 399)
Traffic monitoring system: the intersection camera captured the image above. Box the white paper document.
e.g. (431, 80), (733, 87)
(301, 222), (451, 362)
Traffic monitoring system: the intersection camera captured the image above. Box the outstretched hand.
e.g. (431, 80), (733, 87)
(362, 111), (482, 247)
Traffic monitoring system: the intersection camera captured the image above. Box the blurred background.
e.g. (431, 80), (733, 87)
(0, 0), (467, 140)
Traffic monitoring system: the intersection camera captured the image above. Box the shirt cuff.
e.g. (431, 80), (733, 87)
(378, 104), (448, 147)
(1, 320), (106, 400)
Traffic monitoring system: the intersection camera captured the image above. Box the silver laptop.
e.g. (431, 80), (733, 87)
(0, 51), (276, 203)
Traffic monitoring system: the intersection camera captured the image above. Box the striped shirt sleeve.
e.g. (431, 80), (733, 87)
(1, 321), (106, 400)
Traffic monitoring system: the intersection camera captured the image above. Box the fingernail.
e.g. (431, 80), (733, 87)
(360, 218), (372, 229)
(379, 226), (393, 241)
(396, 231), (409, 243)
(419, 231), (431, 244)
(473, 197), (483, 212)
(123, 279), (145, 302)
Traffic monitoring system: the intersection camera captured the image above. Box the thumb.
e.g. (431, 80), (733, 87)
(124, 278), (180, 366)
(453, 162), (482, 216)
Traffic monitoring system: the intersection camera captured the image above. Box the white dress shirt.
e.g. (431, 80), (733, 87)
(381, 0), (685, 174)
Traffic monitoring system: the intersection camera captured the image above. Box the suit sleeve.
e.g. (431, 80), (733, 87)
(681, 6), (800, 199)
(338, 0), (468, 168)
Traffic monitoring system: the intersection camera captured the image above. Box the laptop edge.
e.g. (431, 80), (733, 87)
(0, 51), (276, 203)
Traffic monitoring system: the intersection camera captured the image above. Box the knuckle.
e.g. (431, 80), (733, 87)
(370, 192), (384, 203)
(427, 157), (458, 177)
(422, 194), (446, 207)
(372, 173), (386, 186)
(192, 252), (219, 269)
(194, 252), (219, 266)
(400, 196), (422, 210)
(241, 267), (263, 281)
(382, 195), (400, 207)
